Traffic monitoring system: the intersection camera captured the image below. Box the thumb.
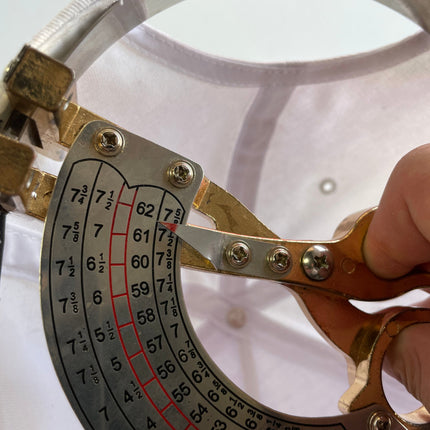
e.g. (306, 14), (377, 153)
(384, 322), (430, 412)
(362, 144), (430, 411)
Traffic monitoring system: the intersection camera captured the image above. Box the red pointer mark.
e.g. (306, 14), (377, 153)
(160, 222), (178, 233)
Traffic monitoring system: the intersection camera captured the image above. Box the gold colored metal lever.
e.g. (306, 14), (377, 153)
(19, 168), (56, 220)
(181, 177), (279, 270)
(0, 135), (34, 196)
(58, 102), (109, 149)
(0, 135), (55, 218)
(0, 46), (107, 217)
(173, 187), (430, 427)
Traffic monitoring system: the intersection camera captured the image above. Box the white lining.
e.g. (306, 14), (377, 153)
(124, 24), (430, 87)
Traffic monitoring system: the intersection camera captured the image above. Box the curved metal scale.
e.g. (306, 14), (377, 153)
(41, 121), (385, 429)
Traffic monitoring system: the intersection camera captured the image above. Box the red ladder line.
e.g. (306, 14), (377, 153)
(118, 201), (133, 207)
(112, 292), (128, 299)
(110, 186), (178, 430)
(120, 189), (196, 429)
(161, 402), (174, 414)
(118, 322), (133, 330)
(128, 350), (143, 360)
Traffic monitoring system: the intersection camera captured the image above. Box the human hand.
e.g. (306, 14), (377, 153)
(363, 144), (430, 411)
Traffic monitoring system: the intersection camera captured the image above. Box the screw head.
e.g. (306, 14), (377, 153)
(225, 241), (251, 268)
(94, 128), (124, 156)
(301, 244), (333, 281)
(368, 412), (392, 430)
(168, 161), (194, 188)
(267, 246), (292, 274)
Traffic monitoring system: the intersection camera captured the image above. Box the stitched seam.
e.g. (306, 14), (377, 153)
(122, 26), (301, 87)
(141, 26), (304, 73)
(122, 25), (430, 88)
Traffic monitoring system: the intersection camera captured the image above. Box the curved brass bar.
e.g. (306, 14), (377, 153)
(340, 308), (430, 427)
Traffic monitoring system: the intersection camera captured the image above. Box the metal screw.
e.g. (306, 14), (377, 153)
(301, 244), (333, 281)
(225, 241), (251, 268)
(94, 128), (124, 156)
(368, 412), (392, 430)
(168, 161), (194, 188)
(267, 246), (292, 274)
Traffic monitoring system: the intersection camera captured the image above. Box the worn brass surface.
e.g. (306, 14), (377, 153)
(179, 207), (430, 300)
(19, 168), (56, 220)
(194, 178), (276, 238)
(181, 178), (278, 269)
(4, 46), (74, 114)
(340, 308), (430, 427)
(0, 100), (110, 218)
(183, 201), (430, 425)
(0, 135), (34, 195)
(58, 101), (107, 148)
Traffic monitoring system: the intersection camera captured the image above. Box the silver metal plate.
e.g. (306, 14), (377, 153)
(41, 121), (382, 429)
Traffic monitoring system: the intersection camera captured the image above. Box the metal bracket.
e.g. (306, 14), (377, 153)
(4, 46), (74, 114)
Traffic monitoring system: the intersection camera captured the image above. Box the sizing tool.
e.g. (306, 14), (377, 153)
(1, 1), (430, 429)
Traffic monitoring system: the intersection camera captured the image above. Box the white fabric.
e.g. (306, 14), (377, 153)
(2, 2), (430, 428)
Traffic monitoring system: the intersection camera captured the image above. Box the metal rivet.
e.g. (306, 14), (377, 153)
(368, 412), (392, 430)
(302, 245), (333, 281)
(168, 161), (194, 188)
(267, 246), (292, 274)
(94, 128), (124, 156)
(225, 241), (251, 268)
(320, 178), (336, 194)
(226, 307), (247, 329)
(341, 258), (356, 275)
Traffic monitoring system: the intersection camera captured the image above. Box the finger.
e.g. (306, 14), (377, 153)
(363, 144), (430, 278)
(384, 323), (430, 411)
